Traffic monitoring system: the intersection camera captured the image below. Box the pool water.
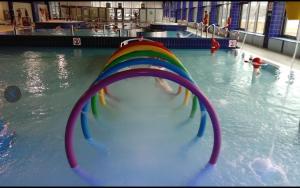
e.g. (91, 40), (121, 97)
(4, 29), (131, 37)
(137, 31), (199, 38)
(0, 47), (299, 186)
(4, 29), (198, 38)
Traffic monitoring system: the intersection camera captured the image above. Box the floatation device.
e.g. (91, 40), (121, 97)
(211, 38), (220, 53)
(98, 40), (192, 107)
(65, 39), (222, 185)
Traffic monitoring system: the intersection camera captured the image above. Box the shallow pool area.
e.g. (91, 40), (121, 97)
(137, 30), (199, 38)
(12, 28), (130, 37)
(0, 47), (300, 186)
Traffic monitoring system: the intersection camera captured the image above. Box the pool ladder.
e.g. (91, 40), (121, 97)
(206, 24), (217, 38)
(229, 30), (240, 40)
(195, 22), (204, 38)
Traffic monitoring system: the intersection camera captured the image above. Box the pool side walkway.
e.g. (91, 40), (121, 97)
(1, 23), (300, 71)
(186, 26), (300, 71)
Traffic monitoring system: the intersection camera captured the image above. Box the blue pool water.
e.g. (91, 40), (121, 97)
(137, 31), (199, 38)
(2, 29), (198, 38)
(0, 47), (299, 186)
(2, 29), (131, 37)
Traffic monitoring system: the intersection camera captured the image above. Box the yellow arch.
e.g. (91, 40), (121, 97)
(106, 45), (182, 67)
(100, 44), (191, 107)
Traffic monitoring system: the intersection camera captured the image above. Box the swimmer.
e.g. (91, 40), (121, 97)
(0, 118), (15, 152)
(252, 57), (263, 75)
(211, 38), (220, 54)
(55, 26), (63, 31)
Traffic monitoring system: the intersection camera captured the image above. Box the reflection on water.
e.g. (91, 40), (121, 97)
(0, 48), (300, 186)
(23, 51), (46, 96)
(0, 117), (15, 168)
(56, 54), (69, 88)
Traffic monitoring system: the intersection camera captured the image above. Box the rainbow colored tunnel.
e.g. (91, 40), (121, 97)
(65, 38), (222, 184)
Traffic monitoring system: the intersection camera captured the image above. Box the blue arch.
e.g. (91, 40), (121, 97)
(81, 58), (208, 142)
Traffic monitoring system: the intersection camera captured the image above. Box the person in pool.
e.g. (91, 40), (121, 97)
(0, 117), (15, 153)
(244, 56), (264, 75)
(252, 57), (263, 75)
(211, 37), (220, 54)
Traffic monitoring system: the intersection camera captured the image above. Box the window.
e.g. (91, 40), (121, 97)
(256, 2), (267, 34)
(217, 6), (223, 26)
(284, 19), (300, 37)
(240, 3), (248, 29)
(49, 2), (60, 19)
(184, 8), (188, 20)
(193, 7), (197, 22)
(91, 2), (100, 7)
(217, 2), (231, 26)
(248, 2), (258, 32)
(239, 1), (267, 34)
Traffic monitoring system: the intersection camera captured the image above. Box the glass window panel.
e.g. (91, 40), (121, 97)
(248, 1), (258, 32)
(217, 6), (223, 26)
(185, 8), (188, 20)
(284, 20), (300, 37)
(227, 3), (231, 19)
(256, 2), (267, 34)
(193, 7), (197, 22)
(240, 3), (248, 29)
(221, 5), (226, 26)
(124, 2), (132, 8)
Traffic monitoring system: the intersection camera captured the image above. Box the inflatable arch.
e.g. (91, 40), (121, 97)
(65, 39), (221, 184)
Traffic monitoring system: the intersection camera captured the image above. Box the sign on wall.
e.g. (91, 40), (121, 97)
(73, 38), (81, 46)
(228, 40), (237, 48)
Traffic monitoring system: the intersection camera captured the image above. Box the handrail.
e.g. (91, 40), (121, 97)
(119, 38), (154, 47)
(197, 22), (204, 38)
(206, 24), (217, 38)
(229, 30), (240, 40)
(71, 25), (74, 36)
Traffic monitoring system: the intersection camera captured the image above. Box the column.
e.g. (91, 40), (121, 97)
(188, 1), (193, 22)
(209, 1), (218, 25)
(176, 1), (181, 22)
(8, 1), (15, 24)
(268, 1), (286, 37)
(262, 1), (286, 48)
(196, 1), (203, 23)
(229, 1), (241, 30)
(182, 1), (186, 20)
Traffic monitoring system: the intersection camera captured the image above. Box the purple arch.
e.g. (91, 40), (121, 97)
(65, 68), (221, 171)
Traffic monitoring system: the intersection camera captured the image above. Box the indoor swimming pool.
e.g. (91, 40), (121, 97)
(11, 28), (130, 37)
(0, 47), (299, 186)
(137, 30), (199, 38)
(1, 29), (199, 38)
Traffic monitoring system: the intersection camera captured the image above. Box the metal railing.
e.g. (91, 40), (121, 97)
(12, 25), (35, 35)
(229, 30), (240, 40)
(206, 24), (216, 38)
(120, 38), (154, 47)
(195, 22), (204, 38)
